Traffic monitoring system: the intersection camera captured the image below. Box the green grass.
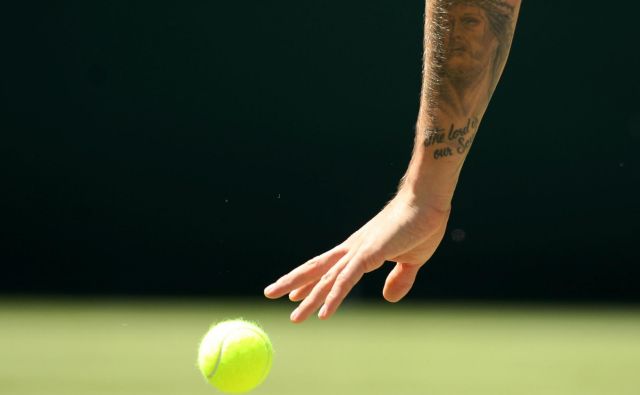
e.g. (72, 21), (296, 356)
(1, 298), (639, 395)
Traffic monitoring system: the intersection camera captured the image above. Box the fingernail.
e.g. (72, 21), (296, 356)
(318, 305), (327, 318)
(264, 284), (275, 294)
(290, 309), (299, 321)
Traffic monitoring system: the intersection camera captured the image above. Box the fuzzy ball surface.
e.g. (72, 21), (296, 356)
(198, 319), (273, 394)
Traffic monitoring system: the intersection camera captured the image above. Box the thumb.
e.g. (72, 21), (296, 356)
(382, 263), (420, 303)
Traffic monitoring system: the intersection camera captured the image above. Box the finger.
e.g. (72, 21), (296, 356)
(264, 247), (346, 299)
(319, 249), (383, 320)
(382, 263), (420, 303)
(290, 254), (351, 323)
(288, 281), (317, 302)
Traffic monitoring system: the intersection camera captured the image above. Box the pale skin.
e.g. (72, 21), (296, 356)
(264, 0), (522, 323)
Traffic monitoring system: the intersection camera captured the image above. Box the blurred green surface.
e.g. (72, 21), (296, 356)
(1, 298), (639, 395)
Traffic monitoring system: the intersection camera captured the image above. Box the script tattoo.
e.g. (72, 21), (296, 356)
(422, 0), (516, 155)
(424, 117), (479, 159)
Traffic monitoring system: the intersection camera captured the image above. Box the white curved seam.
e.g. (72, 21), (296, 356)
(206, 327), (271, 381)
(207, 334), (227, 379)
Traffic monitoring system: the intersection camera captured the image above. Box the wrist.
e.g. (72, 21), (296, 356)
(396, 175), (454, 216)
(396, 135), (465, 213)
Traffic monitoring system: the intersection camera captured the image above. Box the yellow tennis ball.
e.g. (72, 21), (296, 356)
(197, 319), (273, 394)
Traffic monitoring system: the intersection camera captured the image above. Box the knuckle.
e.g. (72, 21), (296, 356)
(335, 243), (350, 254)
(305, 257), (320, 269)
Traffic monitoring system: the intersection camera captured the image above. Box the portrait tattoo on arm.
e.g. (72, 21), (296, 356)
(420, 0), (517, 159)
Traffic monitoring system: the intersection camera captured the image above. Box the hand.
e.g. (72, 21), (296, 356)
(264, 192), (450, 323)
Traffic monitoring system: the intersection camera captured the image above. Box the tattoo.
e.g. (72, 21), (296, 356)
(424, 117), (479, 159)
(422, 0), (516, 152)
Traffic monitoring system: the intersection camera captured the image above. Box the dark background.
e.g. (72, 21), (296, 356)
(1, 1), (639, 301)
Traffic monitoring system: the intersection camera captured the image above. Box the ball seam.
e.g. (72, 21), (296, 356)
(206, 333), (227, 379)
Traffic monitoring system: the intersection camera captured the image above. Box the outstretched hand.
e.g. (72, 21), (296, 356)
(264, 192), (450, 323)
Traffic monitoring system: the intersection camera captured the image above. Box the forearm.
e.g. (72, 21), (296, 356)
(400, 0), (521, 209)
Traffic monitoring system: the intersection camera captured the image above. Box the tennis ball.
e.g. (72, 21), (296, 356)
(197, 319), (273, 394)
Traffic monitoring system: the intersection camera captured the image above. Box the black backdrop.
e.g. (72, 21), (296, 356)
(2, 1), (639, 300)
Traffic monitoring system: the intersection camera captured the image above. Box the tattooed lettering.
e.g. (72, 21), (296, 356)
(434, 147), (454, 159)
(424, 127), (445, 147)
(456, 133), (475, 154)
(424, 117), (478, 159)
(448, 117), (474, 140)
